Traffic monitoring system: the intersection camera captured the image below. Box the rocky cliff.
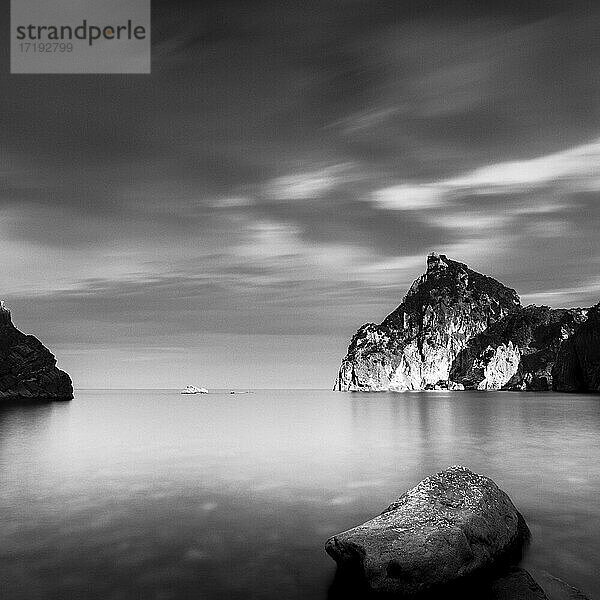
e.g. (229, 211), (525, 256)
(450, 306), (588, 391)
(335, 253), (521, 391)
(0, 302), (73, 401)
(552, 304), (600, 392)
(335, 254), (596, 392)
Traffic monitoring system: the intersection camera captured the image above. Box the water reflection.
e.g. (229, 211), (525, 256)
(0, 390), (598, 599)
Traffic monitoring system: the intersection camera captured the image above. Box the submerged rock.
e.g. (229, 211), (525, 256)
(0, 302), (73, 402)
(552, 304), (600, 392)
(335, 253), (521, 391)
(531, 570), (592, 600)
(488, 568), (548, 600)
(325, 466), (529, 596)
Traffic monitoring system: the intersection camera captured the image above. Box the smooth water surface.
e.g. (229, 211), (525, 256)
(1, 390), (599, 599)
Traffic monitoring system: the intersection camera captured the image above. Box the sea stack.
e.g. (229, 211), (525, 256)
(335, 253), (521, 391)
(0, 301), (73, 402)
(334, 253), (597, 392)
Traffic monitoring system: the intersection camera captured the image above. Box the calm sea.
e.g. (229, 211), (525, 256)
(1, 389), (599, 599)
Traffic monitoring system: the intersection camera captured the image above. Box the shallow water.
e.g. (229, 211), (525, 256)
(1, 389), (599, 599)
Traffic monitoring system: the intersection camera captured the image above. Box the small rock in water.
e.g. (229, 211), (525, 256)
(325, 466), (529, 596)
(489, 568), (548, 599)
(530, 570), (592, 600)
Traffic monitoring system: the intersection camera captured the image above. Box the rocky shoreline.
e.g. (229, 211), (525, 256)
(326, 467), (590, 599)
(335, 254), (599, 393)
(0, 302), (73, 402)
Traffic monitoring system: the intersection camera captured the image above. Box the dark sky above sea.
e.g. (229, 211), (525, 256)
(1, 0), (599, 387)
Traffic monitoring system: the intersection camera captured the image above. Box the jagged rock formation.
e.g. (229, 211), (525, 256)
(325, 466), (530, 596)
(450, 306), (588, 391)
(0, 302), (73, 401)
(552, 304), (600, 392)
(335, 253), (521, 391)
(335, 253), (597, 392)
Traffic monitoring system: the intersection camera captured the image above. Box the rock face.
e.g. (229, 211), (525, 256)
(335, 253), (596, 392)
(450, 306), (588, 391)
(325, 466), (529, 596)
(552, 304), (600, 392)
(335, 253), (521, 391)
(0, 302), (73, 401)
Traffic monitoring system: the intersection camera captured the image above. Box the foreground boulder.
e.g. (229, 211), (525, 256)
(552, 304), (600, 392)
(0, 302), (73, 402)
(326, 466), (529, 596)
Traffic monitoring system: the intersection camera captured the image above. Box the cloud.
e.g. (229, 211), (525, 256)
(521, 279), (600, 308)
(370, 137), (600, 212)
(445, 138), (600, 193)
(525, 220), (572, 239)
(211, 196), (253, 209)
(330, 106), (403, 134)
(263, 163), (359, 201)
(371, 185), (446, 210)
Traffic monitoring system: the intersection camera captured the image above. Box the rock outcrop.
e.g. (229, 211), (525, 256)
(552, 304), (600, 392)
(325, 466), (529, 596)
(335, 253), (596, 392)
(450, 306), (588, 391)
(335, 253), (521, 391)
(0, 302), (73, 401)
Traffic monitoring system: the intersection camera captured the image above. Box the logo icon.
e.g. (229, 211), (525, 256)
(11, 0), (151, 74)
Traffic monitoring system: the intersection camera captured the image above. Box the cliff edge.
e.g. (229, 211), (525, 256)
(335, 254), (595, 392)
(552, 304), (600, 392)
(0, 302), (73, 401)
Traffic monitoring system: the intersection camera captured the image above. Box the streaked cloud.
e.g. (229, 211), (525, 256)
(372, 185), (446, 211)
(263, 163), (359, 201)
(446, 138), (600, 193)
(330, 106), (403, 134)
(371, 137), (600, 211)
(521, 278), (600, 308)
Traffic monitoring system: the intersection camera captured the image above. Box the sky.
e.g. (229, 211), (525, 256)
(1, 0), (599, 388)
